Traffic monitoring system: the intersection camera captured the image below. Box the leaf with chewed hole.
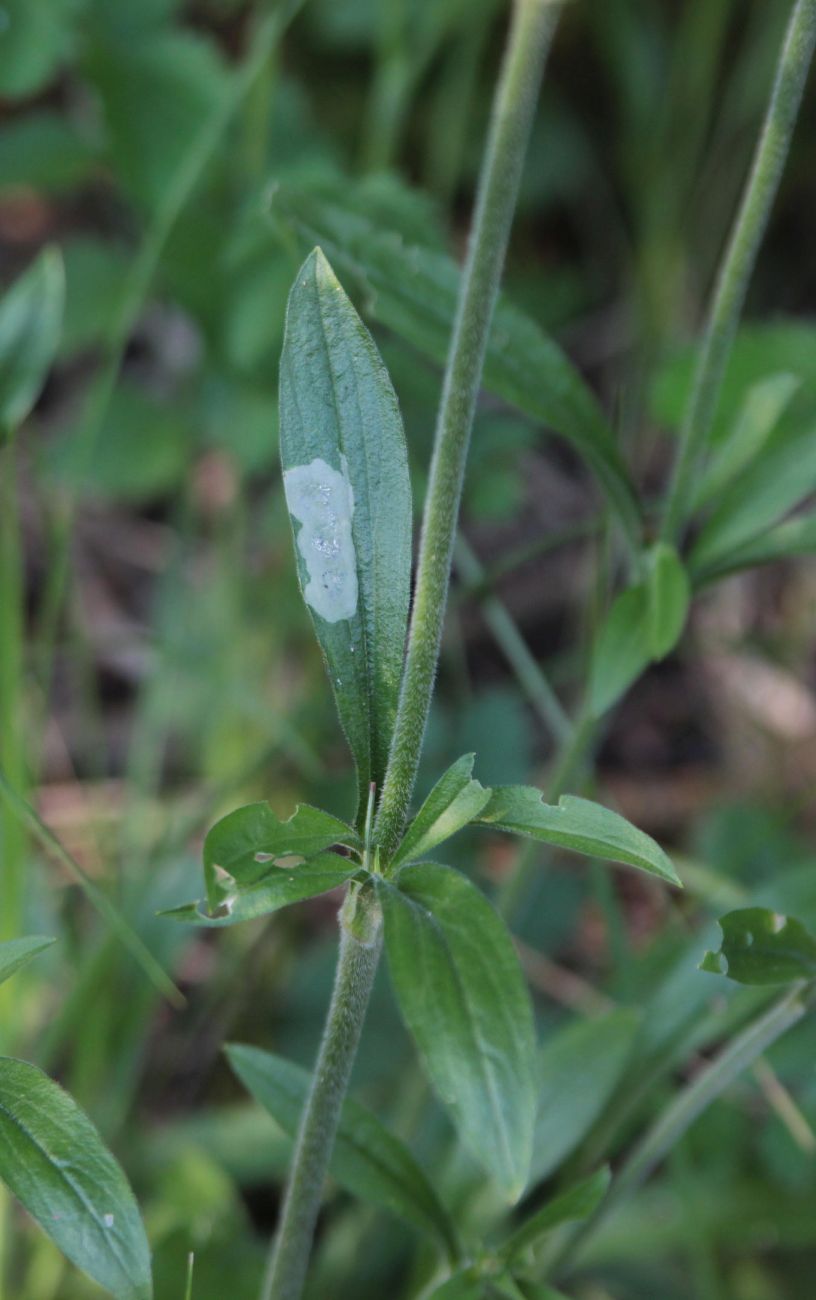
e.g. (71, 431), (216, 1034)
(162, 854), (361, 927)
(701, 908), (816, 985)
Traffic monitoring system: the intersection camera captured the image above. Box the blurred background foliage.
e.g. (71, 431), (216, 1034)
(1, 0), (816, 1296)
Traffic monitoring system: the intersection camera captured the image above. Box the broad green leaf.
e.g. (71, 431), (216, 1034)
(695, 372), (801, 507)
(0, 248), (64, 434)
(693, 512), (816, 584)
(225, 1044), (459, 1258)
(475, 790), (680, 887)
(280, 248), (412, 804)
(691, 425), (816, 572)
(162, 853), (360, 928)
(701, 908), (816, 985)
(645, 543), (689, 660)
(0, 0), (73, 97)
(391, 753), (491, 869)
(378, 863), (536, 1199)
(0, 112), (95, 193)
(530, 1010), (639, 1185)
(201, 800), (359, 910)
(500, 1166), (610, 1262)
(0, 1058), (152, 1299)
(589, 584), (650, 717)
(272, 185), (640, 538)
(0, 936), (54, 988)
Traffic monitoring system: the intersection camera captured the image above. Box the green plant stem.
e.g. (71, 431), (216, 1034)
(454, 536), (571, 744)
(660, 0), (816, 542)
(550, 983), (810, 1281)
(375, 0), (561, 857)
(262, 895), (382, 1300)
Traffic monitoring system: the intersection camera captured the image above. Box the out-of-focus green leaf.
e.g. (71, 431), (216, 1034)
(645, 542), (689, 660)
(280, 249), (412, 804)
(60, 238), (130, 357)
(379, 862), (536, 1199)
(500, 1166), (610, 1262)
(701, 908), (816, 985)
(0, 248), (64, 434)
(475, 790), (680, 886)
(589, 584), (650, 717)
(530, 1010), (639, 1185)
(0, 936), (54, 987)
(226, 1044), (459, 1258)
(391, 753), (491, 869)
(272, 184), (640, 538)
(695, 372), (801, 507)
(693, 512), (816, 583)
(0, 1058), (152, 1299)
(0, 112), (94, 192)
(0, 0), (75, 97)
(427, 1271), (485, 1299)
(201, 800), (359, 910)
(161, 853), (360, 928)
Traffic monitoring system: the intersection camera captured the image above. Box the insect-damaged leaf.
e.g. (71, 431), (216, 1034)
(378, 863), (536, 1200)
(0, 1058), (152, 1299)
(475, 790), (680, 887)
(391, 753), (491, 869)
(279, 248), (412, 811)
(701, 908), (816, 985)
(0, 936), (54, 988)
(162, 854), (360, 928)
(226, 1044), (458, 1259)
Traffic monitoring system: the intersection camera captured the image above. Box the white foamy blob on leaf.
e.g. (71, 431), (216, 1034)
(283, 456), (358, 622)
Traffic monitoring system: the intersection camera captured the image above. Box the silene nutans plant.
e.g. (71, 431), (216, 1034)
(2, 0), (816, 1298)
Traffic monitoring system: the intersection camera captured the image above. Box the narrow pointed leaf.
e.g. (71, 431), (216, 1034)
(0, 247), (64, 434)
(162, 853), (360, 927)
(0, 936), (54, 988)
(589, 584), (650, 717)
(0, 1058), (152, 1299)
(693, 512), (816, 584)
(530, 1010), (639, 1185)
(500, 1166), (610, 1262)
(695, 372), (801, 507)
(645, 543), (689, 660)
(428, 1272), (486, 1299)
(475, 790), (680, 887)
(391, 753), (491, 869)
(701, 908), (816, 985)
(202, 800), (359, 910)
(226, 1044), (458, 1258)
(279, 247), (412, 803)
(379, 863), (536, 1199)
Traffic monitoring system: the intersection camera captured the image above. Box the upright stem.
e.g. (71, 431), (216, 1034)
(660, 0), (816, 542)
(375, 0), (561, 856)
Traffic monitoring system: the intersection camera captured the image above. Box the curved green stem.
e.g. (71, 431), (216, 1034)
(661, 0), (816, 542)
(375, 0), (561, 857)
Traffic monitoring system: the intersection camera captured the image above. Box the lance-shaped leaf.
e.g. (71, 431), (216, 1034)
(226, 1044), (459, 1259)
(695, 372), (801, 508)
(0, 935), (54, 987)
(589, 584), (650, 718)
(279, 248), (412, 805)
(645, 542), (689, 660)
(701, 908), (816, 985)
(475, 790), (680, 887)
(201, 800), (359, 910)
(378, 863), (536, 1199)
(391, 753), (491, 869)
(500, 1166), (610, 1263)
(693, 511), (816, 584)
(162, 853), (361, 928)
(0, 246), (64, 434)
(0, 1058), (152, 1299)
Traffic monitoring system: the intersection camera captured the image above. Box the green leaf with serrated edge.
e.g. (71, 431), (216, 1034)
(226, 1044), (459, 1259)
(271, 185), (639, 537)
(391, 754), (491, 869)
(500, 1166), (610, 1263)
(162, 853), (361, 927)
(530, 1010), (638, 1186)
(378, 863), (536, 1200)
(279, 248), (412, 810)
(691, 425), (816, 572)
(202, 800), (359, 910)
(475, 790), (680, 887)
(589, 584), (650, 717)
(645, 542), (689, 660)
(701, 908), (816, 986)
(0, 936), (54, 988)
(693, 512), (816, 585)
(0, 247), (64, 435)
(695, 372), (801, 508)
(0, 1058), (152, 1299)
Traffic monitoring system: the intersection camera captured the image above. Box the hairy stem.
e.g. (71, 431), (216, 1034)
(375, 0), (561, 856)
(661, 0), (816, 542)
